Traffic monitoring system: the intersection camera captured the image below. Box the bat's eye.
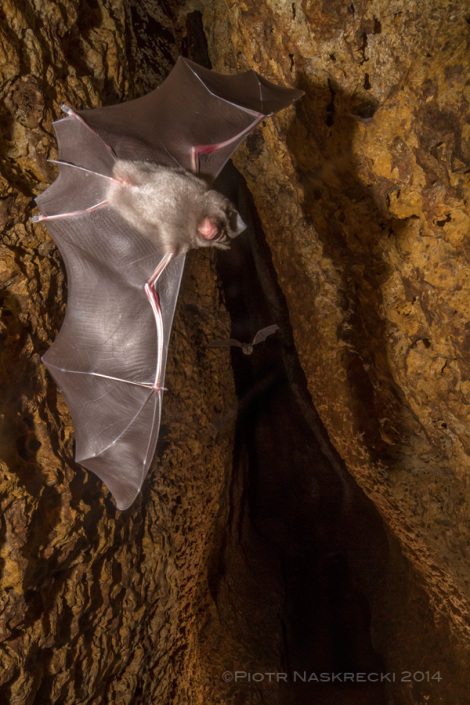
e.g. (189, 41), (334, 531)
(198, 216), (223, 241)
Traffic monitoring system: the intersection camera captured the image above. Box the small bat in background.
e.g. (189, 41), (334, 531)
(34, 57), (303, 510)
(209, 324), (280, 355)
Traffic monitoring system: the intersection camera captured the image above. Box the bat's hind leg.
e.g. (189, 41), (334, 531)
(144, 253), (174, 392)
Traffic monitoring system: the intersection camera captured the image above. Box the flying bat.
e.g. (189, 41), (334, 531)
(209, 324), (280, 355)
(33, 57), (302, 510)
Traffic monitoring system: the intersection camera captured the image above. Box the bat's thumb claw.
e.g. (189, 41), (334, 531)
(31, 214), (44, 223)
(60, 104), (74, 116)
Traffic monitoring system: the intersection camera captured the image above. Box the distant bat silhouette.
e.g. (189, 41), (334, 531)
(209, 324), (280, 355)
(33, 57), (302, 510)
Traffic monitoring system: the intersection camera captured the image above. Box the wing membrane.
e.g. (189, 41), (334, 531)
(38, 57), (302, 508)
(41, 207), (184, 508)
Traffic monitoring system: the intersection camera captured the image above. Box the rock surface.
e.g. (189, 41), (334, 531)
(203, 0), (470, 703)
(1, 0), (470, 704)
(0, 2), (238, 703)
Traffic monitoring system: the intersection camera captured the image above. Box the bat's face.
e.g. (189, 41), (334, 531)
(107, 161), (245, 255)
(196, 190), (246, 251)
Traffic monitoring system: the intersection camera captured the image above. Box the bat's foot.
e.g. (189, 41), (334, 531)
(47, 159), (123, 185)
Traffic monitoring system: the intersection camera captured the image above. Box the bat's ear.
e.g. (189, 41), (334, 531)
(227, 206), (246, 237)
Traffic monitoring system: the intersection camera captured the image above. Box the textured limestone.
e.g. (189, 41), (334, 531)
(202, 0), (470, 702)
(0, 2), (238, 703)
(2, 0), (470, 703)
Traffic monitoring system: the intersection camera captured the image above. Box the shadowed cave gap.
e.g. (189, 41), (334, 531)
(212, 164), (390, 704)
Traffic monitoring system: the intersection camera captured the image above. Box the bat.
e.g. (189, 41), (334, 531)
(33, 57), (303, 510)
(209, 324), (280, 355)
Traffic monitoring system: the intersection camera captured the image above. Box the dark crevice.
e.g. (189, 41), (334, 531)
(326, 79), (336, 126)
(213, 164), (389, 704)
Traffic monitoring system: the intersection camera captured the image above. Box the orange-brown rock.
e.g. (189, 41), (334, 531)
(0, 2), (237, 703)
(1, 0), (470, 704)
(204, 0), (470, 702)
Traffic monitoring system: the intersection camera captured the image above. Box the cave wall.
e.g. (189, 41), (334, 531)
(201, 0), (470, 702)
(1, 0), (470, 704)
(0, 2), (240, 703)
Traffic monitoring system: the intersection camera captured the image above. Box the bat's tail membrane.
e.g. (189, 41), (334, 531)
(36, 165), (111, 219)
(32, 200), (109, 222)
(35, 115), (118, 220)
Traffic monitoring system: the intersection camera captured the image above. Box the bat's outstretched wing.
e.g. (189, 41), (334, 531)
(38, 120), (185, 510)
(78, 57), (304, 177)
(252, 324), (280, 345)
(38, 58), (302, 510)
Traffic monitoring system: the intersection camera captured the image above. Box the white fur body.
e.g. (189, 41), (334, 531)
(106, 160), (244, 255)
